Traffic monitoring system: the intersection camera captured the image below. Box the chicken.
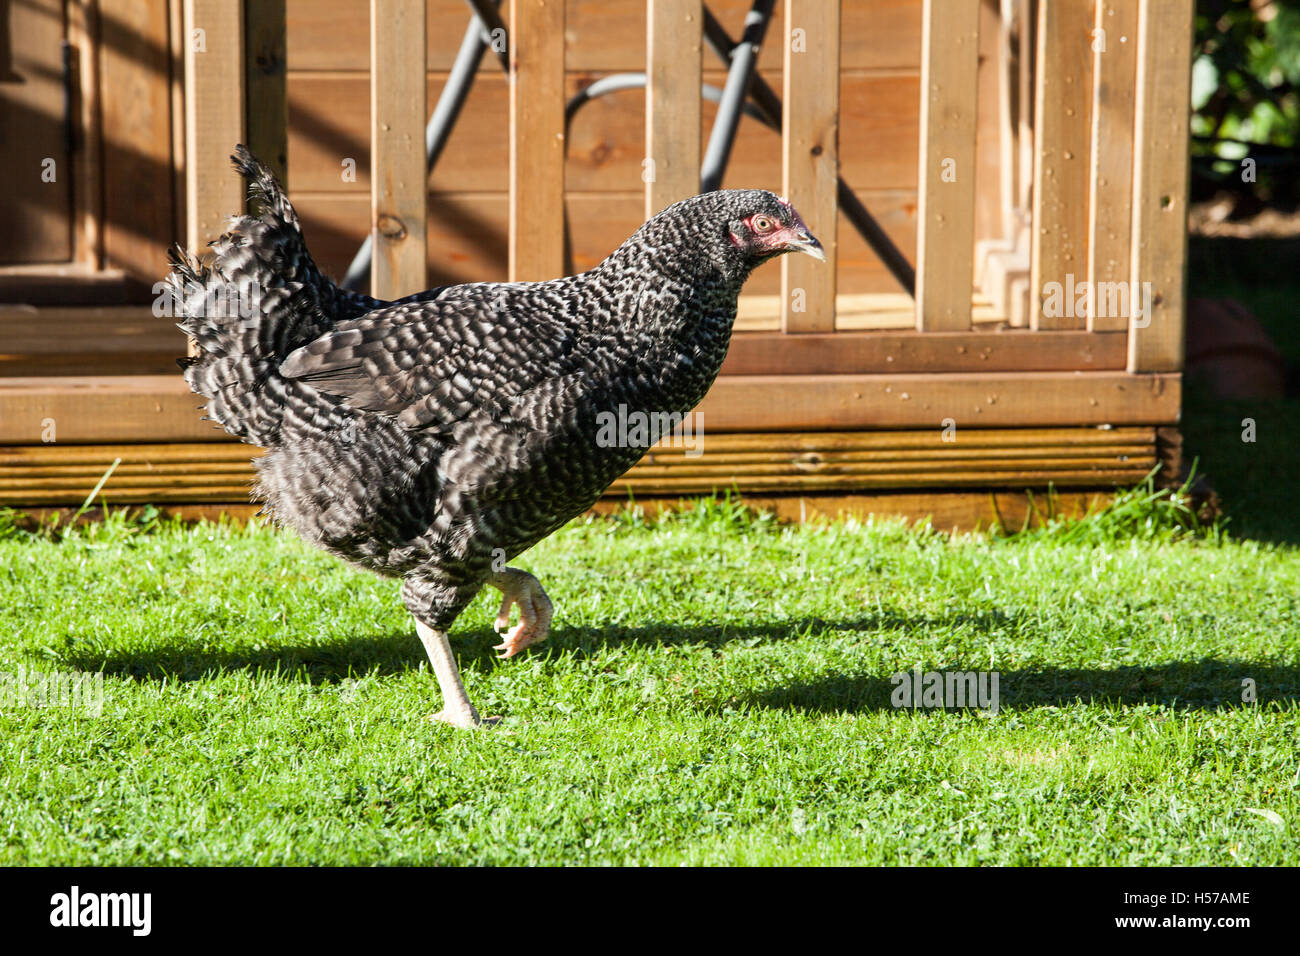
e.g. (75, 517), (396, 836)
(169, 147), (824, 728)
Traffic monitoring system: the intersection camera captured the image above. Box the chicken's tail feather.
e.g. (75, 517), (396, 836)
(169, 145), (386, 448)
(232, 143), (299, 230)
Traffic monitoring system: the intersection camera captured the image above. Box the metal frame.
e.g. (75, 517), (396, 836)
(342, 0), (916, 296)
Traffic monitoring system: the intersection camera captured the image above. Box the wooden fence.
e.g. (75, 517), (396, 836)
(184, 0), (1186, 411)
(0, 0), (1193, 527)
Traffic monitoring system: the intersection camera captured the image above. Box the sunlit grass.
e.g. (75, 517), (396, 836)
(0, 491), (1296, 865)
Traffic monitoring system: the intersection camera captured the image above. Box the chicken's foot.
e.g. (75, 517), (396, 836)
(488, 568), (553, 659)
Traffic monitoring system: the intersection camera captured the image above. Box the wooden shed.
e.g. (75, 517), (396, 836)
(0, 0), (1191, 528)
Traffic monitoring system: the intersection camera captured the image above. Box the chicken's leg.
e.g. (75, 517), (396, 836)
(415, 619), (495, 729)
(489, 568), (553, 658)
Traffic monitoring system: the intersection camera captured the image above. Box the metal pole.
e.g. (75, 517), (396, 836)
(464, 0), (510, 72)
(565, 73), (766, 131)
(700, 0), (775, 192)
(838, 181), (916, 296)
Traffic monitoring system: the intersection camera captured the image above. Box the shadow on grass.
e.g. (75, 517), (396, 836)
(59, 615), (890, 684)
(726, 659), (1299, 715)
(60, 613), (1299, 714)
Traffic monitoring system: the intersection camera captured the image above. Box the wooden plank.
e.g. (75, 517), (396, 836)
(1086, 0), (1138, 332)
(0, 441), (1154, 471)
(743, 290), (1002, 331)
(3, 464), (1156, 495)
(0, 426), (1158, 506)
(1030, 0), (1093, 330)
(1128, 0), (1192, 373)
(625, 453), (1155, 475)
(609, 471), (1152, 494)
(1017, 0), (1036, 218)
(0, 377), (215, 444)
(12, 503), (267, 524)
(69, 0), (104, 270)
(695, 371), (1180, 430)
(3, 465), (252, 480)
(0, 266), (133, 307)
(0, 448), (1156, 483)
(369, 0), (427, 299)
(635, 445), (1155, 464)
(245, 0), (288, 185)
(0, 449), (1157, 480)
(721, 329), (1127, 375)
(0, 427), (1159, 460)
(0, 372), (1179, 445)
(915, 0), (980, 332)
(170, 0), (188, 248)
(183, 0), (245, 254)
(508, 0), (566, 281)
(995, 0), (1019, 241)
(645, 0), (702, 217)
(640, 426), (1157, 450)
(284, 0), (922, 73)
(0, 444), (261, 465)
(781, 0), (840, 333)
(294, 190), (917, 297)
(0, 474), (256, 491)
(0, 355), (181, 377)
(285, 71), (921, 196)
(0, 305), (183, 335)
(973, 0), (1005, 247)
(100, 0), (178, 283)
(0, 479), (1135, 509)
(0, 0), (73, 264)
(1, 487), (256, 506)
(1, 359), (181, 377)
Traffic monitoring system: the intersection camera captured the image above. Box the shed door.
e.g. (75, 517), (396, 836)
(0, 0), (73, 264)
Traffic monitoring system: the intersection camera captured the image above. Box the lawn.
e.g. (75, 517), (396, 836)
(4, 233), (1299, 866)
(1, 479), (1297, 865)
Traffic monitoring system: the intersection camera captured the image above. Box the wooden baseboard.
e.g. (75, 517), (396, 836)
(0, 427), (1170, 508)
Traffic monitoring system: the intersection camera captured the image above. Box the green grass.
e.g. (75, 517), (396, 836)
(0, 489), (1297, 865)
(6, 232), (1300, 865)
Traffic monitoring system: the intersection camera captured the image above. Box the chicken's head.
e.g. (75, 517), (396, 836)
(722, 191), (825, 265)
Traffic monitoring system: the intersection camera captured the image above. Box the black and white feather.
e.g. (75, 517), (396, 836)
(170, 146), (817, 634)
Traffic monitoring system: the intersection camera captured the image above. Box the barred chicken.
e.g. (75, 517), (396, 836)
(169, 147), (823, 727)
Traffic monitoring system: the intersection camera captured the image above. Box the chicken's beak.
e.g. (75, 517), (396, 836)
(786, 229), (826, 262)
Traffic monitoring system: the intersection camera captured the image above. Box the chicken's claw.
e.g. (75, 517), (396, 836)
(489, 569), (553, 659)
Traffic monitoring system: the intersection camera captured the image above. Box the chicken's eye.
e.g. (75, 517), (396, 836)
(751, 215), (776, 234)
